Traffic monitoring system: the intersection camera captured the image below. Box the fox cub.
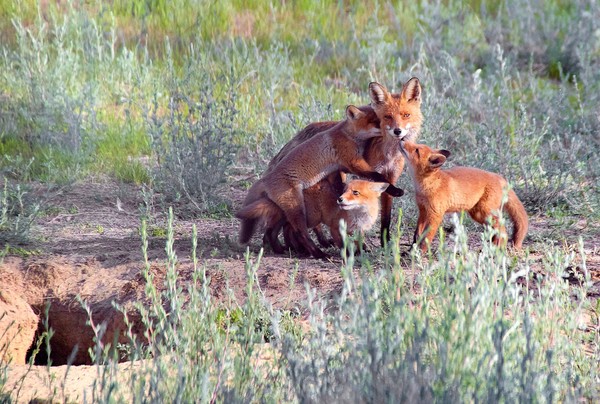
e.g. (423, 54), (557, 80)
(400, 140), (528, 252)
(237, 179), (389, 253)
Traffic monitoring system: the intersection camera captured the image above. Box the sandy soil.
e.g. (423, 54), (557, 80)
(1, 178), (598, 402)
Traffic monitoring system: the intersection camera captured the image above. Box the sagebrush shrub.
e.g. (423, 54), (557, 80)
(0, 177), (39, 243)
(144, 46), (241, 212)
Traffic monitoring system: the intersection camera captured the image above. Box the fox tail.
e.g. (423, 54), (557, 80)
(236, 197), (282, 244)
(504, 189), (528, 249)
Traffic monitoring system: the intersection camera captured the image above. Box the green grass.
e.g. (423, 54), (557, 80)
(94, 125), (151, 184)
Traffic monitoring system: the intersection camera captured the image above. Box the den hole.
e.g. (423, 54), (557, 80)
(24, 302), (134, 366)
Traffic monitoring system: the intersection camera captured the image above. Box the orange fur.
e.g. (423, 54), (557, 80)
(237, 179), (388, 252)
(257, 79), (424, 247)
(364, 78), (423, 245)
(400, 140), (529, 252)
(237, 105), (402, 258)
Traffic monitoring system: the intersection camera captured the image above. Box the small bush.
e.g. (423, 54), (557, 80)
(0, 176), (39, 244)
(144, 44), (241, 212)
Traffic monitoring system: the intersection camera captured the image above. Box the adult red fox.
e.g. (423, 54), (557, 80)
(237, 179), (390, 253)
(399, 140), (528, 252)
(363, 78), (423, 245)
(237, 105), (403, 258)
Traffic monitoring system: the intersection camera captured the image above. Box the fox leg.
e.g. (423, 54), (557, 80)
(330, 223), (344, 249)
(380, 193), (393, 246)
(263, 218), (286, 254)
(290, 224), (326, 258)
(283, 223), (309, 254)
(488, 214), (507, 247)
(470, 209), (507, 247)
(270, 187), (326, 258)
(313, 224), (334, 248)
(414, 213), (442, 253)
(355, 232), (368, 255)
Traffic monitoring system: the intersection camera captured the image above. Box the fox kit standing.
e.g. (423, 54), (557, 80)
(237, 105), (402, 258)
(399, 140), (528, 252)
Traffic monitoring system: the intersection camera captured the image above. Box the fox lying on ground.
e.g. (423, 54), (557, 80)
(236, 179), (390, 253)
(255, 78), (424, 247)
(237, 105), (403, 258)
(399, 140), (528, 252)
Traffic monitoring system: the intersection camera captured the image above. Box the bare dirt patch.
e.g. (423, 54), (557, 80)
(1, 178), (598, 402)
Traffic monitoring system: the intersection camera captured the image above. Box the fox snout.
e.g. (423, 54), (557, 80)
(388, 125), (416, 140)
(383, 125), (405, 138)
(337, 197), (350, 208)
(337, 197), (352, 210)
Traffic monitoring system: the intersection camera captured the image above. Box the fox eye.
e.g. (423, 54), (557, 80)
(384, 115), (393, 120)
(403, 113), (411, 119)
(352, 190), (360, 196)
(415, 148), (420, 157)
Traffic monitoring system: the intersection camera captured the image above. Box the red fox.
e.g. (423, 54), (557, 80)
(237, 180), (337, 254)
(237, 105), (403, 258)
(237, 179), (389, 253)
(363, 78), (423, 245)
(399, 140), (528, 252)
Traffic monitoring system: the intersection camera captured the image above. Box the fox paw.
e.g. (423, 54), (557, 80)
(385, 185), (404, 197)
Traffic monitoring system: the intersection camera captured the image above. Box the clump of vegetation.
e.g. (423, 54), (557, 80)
(143, 47), (242, 212)
(281, 217), (598, 402)
(0, 177), (39, 244)
(1, 0), (597, 218)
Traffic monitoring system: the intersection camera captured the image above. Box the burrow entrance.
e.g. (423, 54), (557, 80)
(25, 298), (144, 366)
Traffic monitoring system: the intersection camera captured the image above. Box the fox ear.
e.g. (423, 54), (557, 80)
(369, 182), (390, 194)
(346, 105), (364, 120)
(369, 82), (389, 105)
(401, 77), (421, 103)
(439, 149), (451, 159)
(428, 153), (447, 169)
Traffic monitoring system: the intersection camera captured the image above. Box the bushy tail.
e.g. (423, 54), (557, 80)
(236, 198), (283, 244)
(237, 180), (267, 244)
(238, 218), (258, 245)
(504, 189), (528, 249)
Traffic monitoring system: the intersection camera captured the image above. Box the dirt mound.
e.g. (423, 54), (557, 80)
(0, 289), (38, 365)
(0, 255), (148, 366)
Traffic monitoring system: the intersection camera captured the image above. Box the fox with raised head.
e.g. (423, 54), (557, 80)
(363, 78), (423, 245)
(399, 140), (528, 252)
(237, 179), (390, 253)
(237, 105), (403, 258)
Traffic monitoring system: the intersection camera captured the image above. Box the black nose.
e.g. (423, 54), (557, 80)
(393, 128), (402, 136)
(337, 197), (343, 203)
